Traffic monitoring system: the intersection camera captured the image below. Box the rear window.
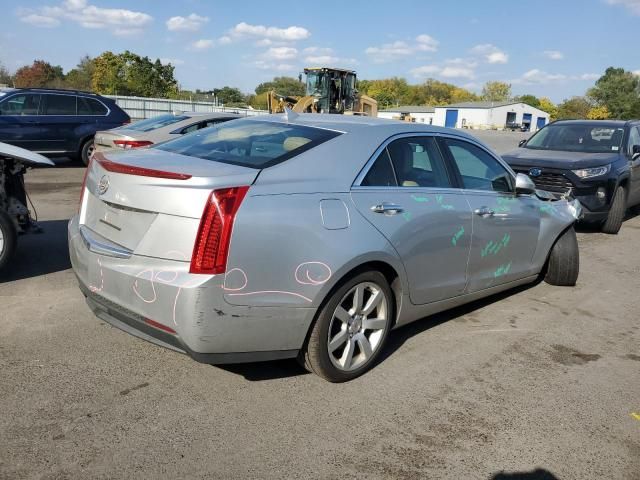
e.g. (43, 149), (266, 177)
(123, 114), (189, 132)
(155, 119), (342, 169)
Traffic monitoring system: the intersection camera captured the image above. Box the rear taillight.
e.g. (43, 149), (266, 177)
(78, 156), (93, 212)
(95, 154), (191, 180)
(144, 318), (177, 334)
(190, 186), (249, 275)
(113, 139), (153, 149)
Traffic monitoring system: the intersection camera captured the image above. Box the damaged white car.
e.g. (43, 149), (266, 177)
(0, 142), (53, 270)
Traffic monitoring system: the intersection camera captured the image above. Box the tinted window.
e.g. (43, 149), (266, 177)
(443, 138), (513, 193)
(78, 97), (108, 115)
(124, 114), (190, 132)
(361, 149), (397, 187)
(42, 94), (77, 115)
(526, 123), (625, 153)
(0, 94), (41, 115)
(387, 137), (451, 188)
(155, 119), (341, 169)
(181, 122), (203, 134)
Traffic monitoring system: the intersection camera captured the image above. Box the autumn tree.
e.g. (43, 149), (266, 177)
(588, 67), (640, 119)
(557, 96), (592, 120)
(13, 60), (64, 88)
(481, 81), (511, 102)
(0, 62), (12, 86)
(515, 94), (541, 109)
(538, 97), (558, 120)
(587, 105), (611, 120)
(255, 76), (305, 97)
(358, 77), (410, 108)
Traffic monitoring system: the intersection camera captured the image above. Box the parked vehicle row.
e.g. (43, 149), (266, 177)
(69, 114), (581, 382)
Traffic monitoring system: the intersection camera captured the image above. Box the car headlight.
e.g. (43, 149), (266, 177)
(572, 164), (611, 179)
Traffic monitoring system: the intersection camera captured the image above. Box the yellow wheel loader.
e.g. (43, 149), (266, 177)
(267, 67), (377, 116)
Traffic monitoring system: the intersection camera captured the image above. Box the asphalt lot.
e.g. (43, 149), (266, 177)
(1, 132), (639, 479)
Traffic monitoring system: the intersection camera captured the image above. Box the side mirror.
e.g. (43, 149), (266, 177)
(632, 145), (640, 160)
(518, 139), (527, 147)
(515, 173), (536, 195)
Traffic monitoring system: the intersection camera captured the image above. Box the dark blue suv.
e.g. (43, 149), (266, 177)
(0, 88), (130, 165)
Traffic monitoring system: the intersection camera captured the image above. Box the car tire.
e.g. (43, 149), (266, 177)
(0, 210), (17, 272)
(544, 226), (579, 286)
(80, 138), (95, 166)
(300, 270), (394, 382)
(601, 186), (626, 234)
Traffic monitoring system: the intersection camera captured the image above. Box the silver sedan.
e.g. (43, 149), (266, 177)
(94, 111), (241, 152)
(69, 113), (581, 382)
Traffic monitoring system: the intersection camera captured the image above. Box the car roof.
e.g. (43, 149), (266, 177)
(1, 87), (107, 98)
(551, 119), (632, 128)
(243, 112), (481, 140)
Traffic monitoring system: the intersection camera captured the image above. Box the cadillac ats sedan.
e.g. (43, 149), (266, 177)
(69, 113), (581, 382)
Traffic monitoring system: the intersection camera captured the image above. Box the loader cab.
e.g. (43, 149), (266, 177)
(304, 68), (357, 114)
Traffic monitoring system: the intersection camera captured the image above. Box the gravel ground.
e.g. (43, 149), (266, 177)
(0, 132), (638, 480)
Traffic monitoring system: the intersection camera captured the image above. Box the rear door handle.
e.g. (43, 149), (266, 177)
(474, 207), (495, 217)
(371, 202), (404, 215)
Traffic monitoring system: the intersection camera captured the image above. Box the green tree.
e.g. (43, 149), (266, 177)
(0, 62), (12, 86)
(557, 96), (592, 120)
(214, 86), (245, 105)
(538, 97), (558, 120)
(65, 55), (95, 91)
(13, 60), (64, 88)
(255, 76), (305, 96)
(481, 81), (511, 102)
(91, 51), (178, 97)
(359, 77), (410, 108)
(515, 94), (541, 109)
(588, 67), (640, 119)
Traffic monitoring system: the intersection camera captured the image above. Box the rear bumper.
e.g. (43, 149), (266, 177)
(68, 215), (314, 363)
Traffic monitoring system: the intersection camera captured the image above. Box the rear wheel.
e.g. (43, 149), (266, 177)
(544, 226), (579, 286)
(0, 211), (17, 271)
(80, 138), (95, 166)
(601, 186), (626, 234)
(300, 270), (393, 382)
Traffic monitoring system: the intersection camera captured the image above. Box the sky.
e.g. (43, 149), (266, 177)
(1, 0), (639, 102)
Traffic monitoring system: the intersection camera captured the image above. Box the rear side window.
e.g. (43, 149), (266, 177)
(362, 150), (397, 187)
(42, 94), (77, 115)
(0, 94), (41, 115)
(78, 97), (108, 115)
(155, 119), (342, 169)
(124, 114), (189, 132)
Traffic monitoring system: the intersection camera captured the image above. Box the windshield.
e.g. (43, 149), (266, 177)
(525, 124), (625, 153)
(306, 71), (325, 96)
(154, 119), (342, 169)
(122, 114), (189, 132)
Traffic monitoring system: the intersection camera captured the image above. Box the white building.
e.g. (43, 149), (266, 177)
(377, 106), (436, 124)
(432, 101), (550, 131)
(378, 101), (550, 131)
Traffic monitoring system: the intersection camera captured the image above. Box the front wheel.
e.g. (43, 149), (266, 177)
(601, 186), (626, 234)
(300, 271), (394, 382)
(0, 211), (17, 271)
(544, 226), (579, 286)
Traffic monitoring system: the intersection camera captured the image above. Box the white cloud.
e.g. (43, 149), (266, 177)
(415, 34), (439, 52)
(303, 46), (333, 55)
(470, 44), (509, 64)
(231, 22), (310, 41)
(218, 35), (232, 45)
(366, 34), (439, 63)
(543, 50), (564, 60)
(411, 62), (475, 80)
(190, 39), (215, 50)
(166, 13), (208, 32)
(580, 73), (599, 80)
(633, 70), (640, 76)
(302, 47), (357, 66)
(17, 0), (152, 35)
(512, 69), (567, 85)
(264, 47), (298, 60)
(254, 61), (295, 72)
(605, 0), (640, 15)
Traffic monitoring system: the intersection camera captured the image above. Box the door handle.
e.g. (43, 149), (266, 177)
(371, 202), (404, 215)
(474, 207), (495, 217)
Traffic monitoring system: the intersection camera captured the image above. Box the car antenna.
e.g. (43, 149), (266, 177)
(283, 107), (298, 123)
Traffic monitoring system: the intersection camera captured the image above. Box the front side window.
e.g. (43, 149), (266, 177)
(0, 94), (41, 115)
(627, 127), (640, 156)
(155, 119), (341, 169)
(442, 138), (513, 193)
(42, 94), (77, 115)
